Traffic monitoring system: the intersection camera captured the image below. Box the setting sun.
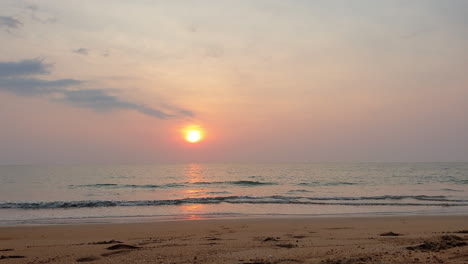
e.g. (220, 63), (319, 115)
(183, 126), (204, 143)
(185, 130), (201, 143)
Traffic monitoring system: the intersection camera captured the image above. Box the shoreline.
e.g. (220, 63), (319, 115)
(2, 209), (468, 227)
(1, 215), (467, 263)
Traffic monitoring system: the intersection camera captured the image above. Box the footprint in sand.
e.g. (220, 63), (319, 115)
(101, 250), (132, 257)
(100, 244), (141, 258)
(106, 244), (139, 250)
(262, 237), (280, 242)
(89, 239), (122, 245)
(0, 255), (25, 259)
(379, 232), (401, 237)
(206, 237), (222, 241)
(275, 259), (303, 264)
(407, 235), (467, 251)
(76, 256), (100, 262)
(275, 243), (297, 248)
(290, 235), (308, 239)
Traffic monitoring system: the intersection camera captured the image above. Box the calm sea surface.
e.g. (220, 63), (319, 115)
(0, 163), (467, 225)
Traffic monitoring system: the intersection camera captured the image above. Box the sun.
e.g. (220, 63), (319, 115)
(183, 126), (204, 143)
(185, 130), (201, 143)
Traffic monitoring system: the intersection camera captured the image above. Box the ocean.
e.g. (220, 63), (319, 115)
(0, 163), (467, 225)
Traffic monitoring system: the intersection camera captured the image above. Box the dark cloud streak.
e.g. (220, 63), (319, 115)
(0, 78), (80, 95)
(0, 16), (22, 30)
(0, 58), (193, 120)
(61, 89), (175, 119)
(0, 59), (50, 77)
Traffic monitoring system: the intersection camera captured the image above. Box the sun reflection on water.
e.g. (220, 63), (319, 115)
(179, 163), (206, 219)
(179, 204), (205, 220)
(185, 163), (203, 183)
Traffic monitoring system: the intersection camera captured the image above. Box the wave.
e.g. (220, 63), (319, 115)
(193, 180), (277, 186)
(304, 195), (465, 202)
(287, 189), (313, 193)
(440, 188), (464, 192)
(205, 191), (231, 194)
(298, 182), (357, 186)
(70, 180), (277, 189)
(1, 195), (467, 209)
(70, 183), (187, 189)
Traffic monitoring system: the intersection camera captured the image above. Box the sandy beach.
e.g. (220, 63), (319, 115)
(0, 215), (467, 264)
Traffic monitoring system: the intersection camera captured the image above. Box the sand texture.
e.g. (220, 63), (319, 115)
(0, 216), (467, 263)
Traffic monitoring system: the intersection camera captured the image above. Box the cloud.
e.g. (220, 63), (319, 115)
(0, 58), (193, 119)
(26, 5), (39, 12)
(25, 5), (57, 24)
(73, 48), (89, 55)
(0, 16), (22, 32)
(0, 78), (80, 96)
(175, 108), (194, 118)
(0, 58), (50, 77)
(0, 59), (80, 95)
(159, 104), (194, 118)
(61, 89), (176, 119)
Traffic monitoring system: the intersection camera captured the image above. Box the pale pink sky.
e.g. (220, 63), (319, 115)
(1, 0), (468, 164)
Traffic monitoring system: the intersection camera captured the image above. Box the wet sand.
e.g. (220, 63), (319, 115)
(0, 215), (467, 263)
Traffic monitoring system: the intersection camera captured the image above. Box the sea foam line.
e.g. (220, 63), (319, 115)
(1, 195), (467, 209)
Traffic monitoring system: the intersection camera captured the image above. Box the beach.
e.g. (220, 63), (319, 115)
(1, 164), (467, 263)
(1, 215), (467, 263)
(2, 0), (468, 262)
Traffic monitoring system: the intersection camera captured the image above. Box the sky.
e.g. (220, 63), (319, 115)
(1, 0), (468, 164)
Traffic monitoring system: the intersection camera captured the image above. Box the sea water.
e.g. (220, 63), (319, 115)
(0, 163), (467, 225)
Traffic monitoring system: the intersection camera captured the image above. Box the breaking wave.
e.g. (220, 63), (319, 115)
(2, 195), (467, 209)
(70, 180), (277, 189)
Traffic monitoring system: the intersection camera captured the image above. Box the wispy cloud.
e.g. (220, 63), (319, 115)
(25, 5), (57, 24)
(0, 16), (22, 32)
(0, 78), (80, 96)
(73, 48), (89, 55)
(0, 59), (193, 119)
(61, 89), (176, 119)
(0, 58), (49, 77)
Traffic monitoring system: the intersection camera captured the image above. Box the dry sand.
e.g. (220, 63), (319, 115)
(0, 215), (467, 263)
